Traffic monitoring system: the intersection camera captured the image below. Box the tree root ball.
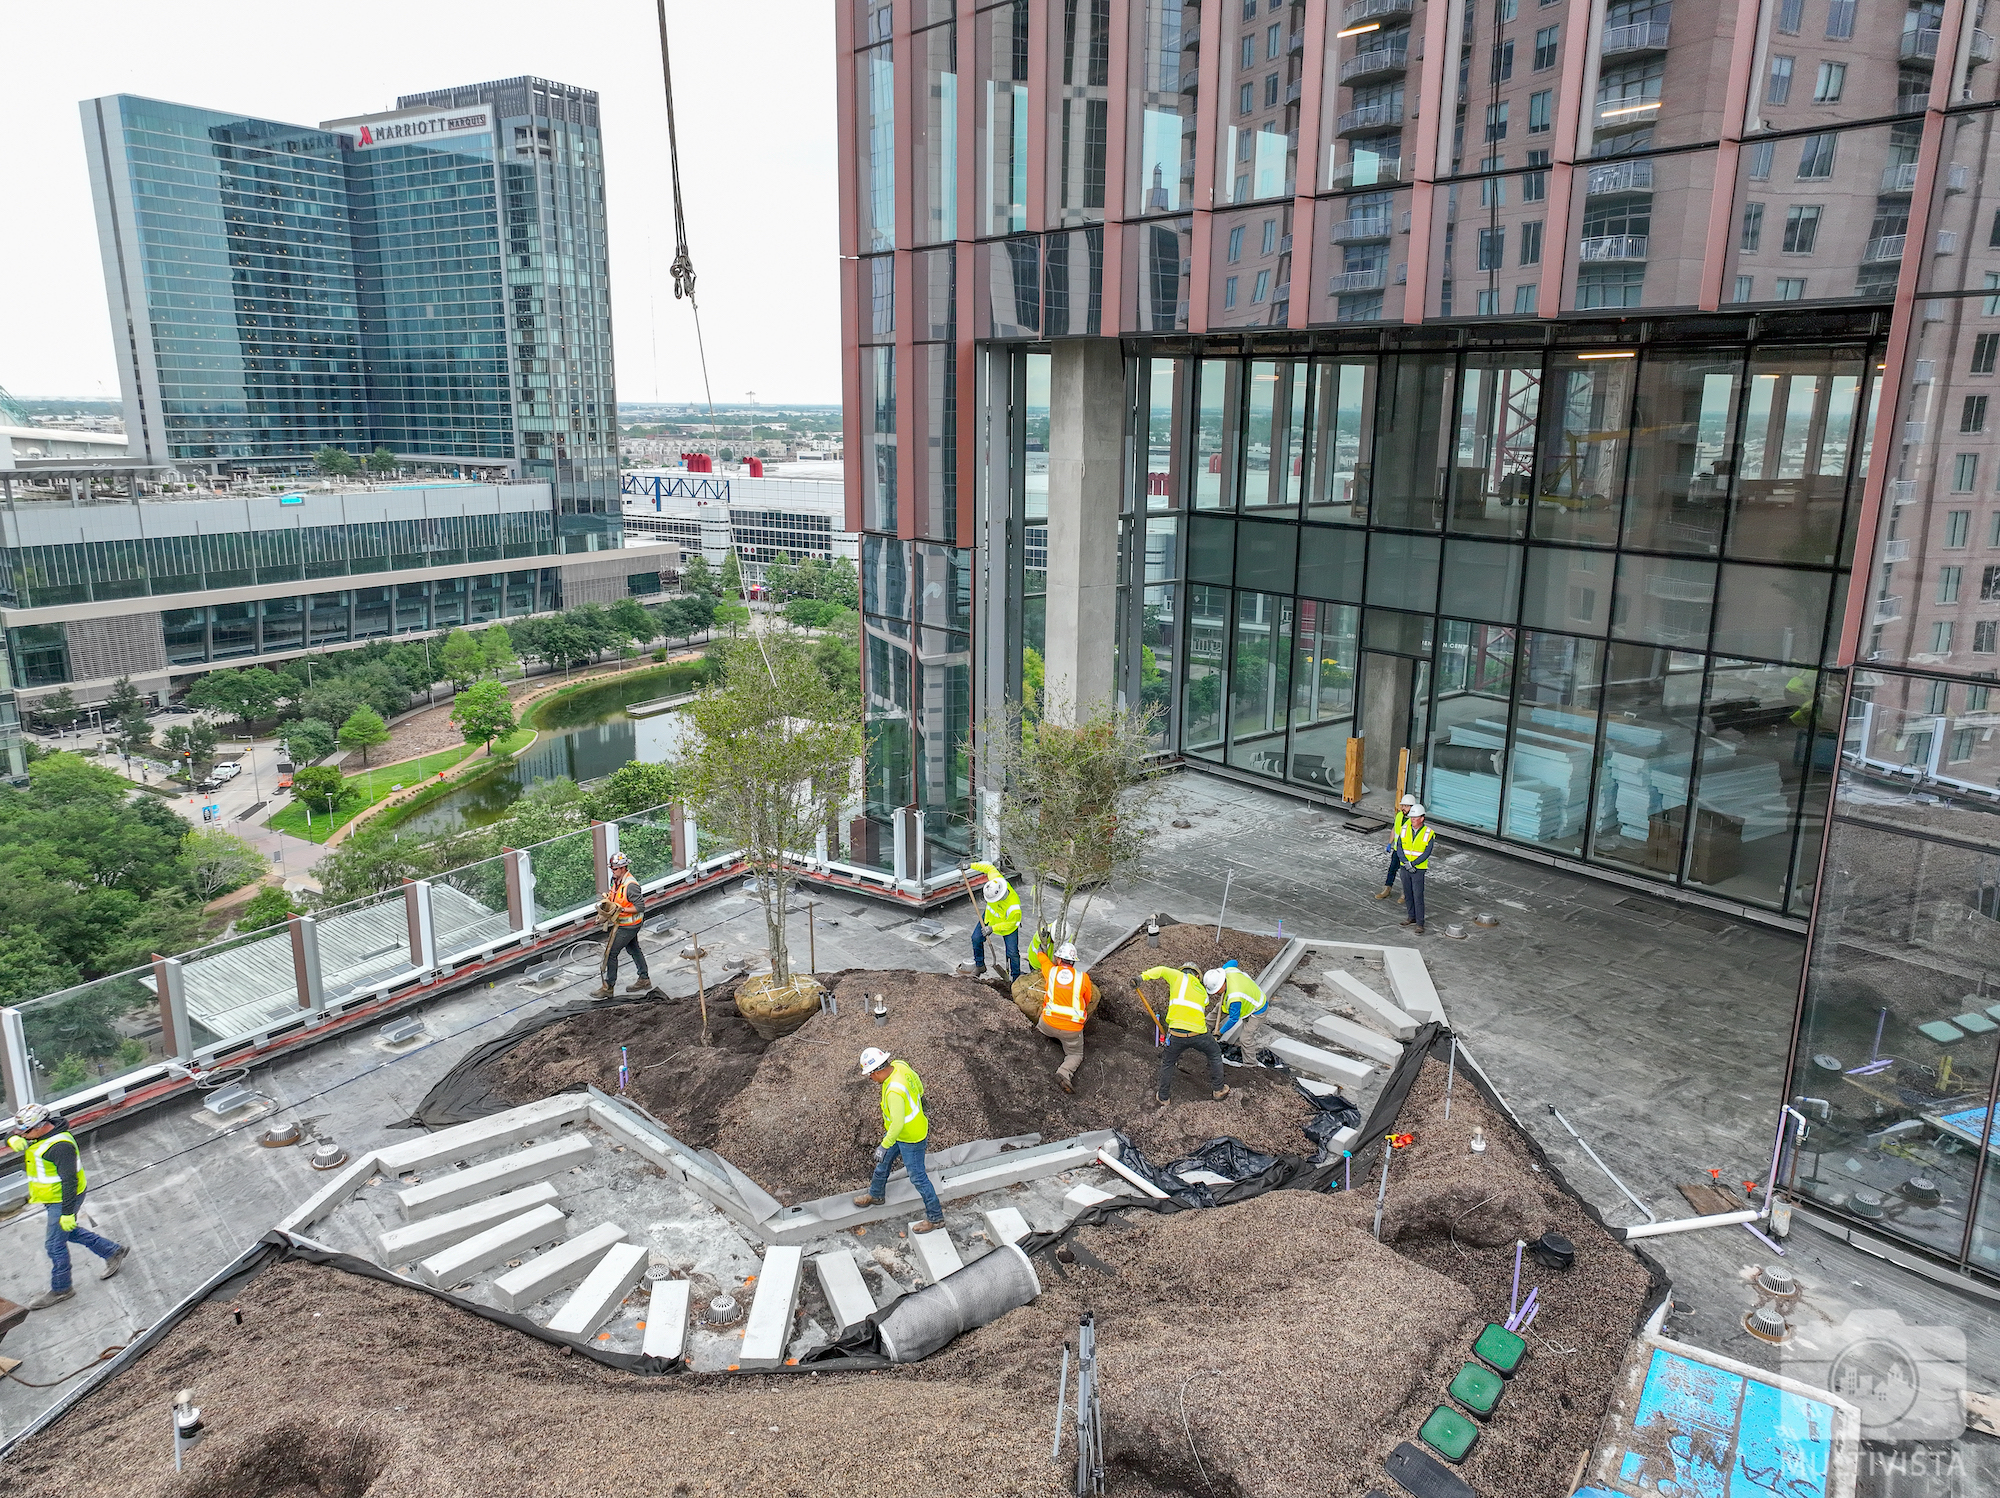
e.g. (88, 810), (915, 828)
(734, 972), (824, 1040)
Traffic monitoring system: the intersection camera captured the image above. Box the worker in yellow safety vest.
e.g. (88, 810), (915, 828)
(851, 1049), (944, 1230)
(1207, 963), (1269, 1050)
(1398, 804), (1435, 935)
(1375, 793), (1417, 903)
(1029, 940), (1094, 1093)
(966, 860), (1024, 980)
(1136, 962), (1230, 1104)
(593, 851), (658, 997)
(7, 1104), (130, 1310)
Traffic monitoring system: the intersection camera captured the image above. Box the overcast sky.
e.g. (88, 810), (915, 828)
(0, 2), (840, 407)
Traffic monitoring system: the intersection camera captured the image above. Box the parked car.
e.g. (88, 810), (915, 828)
(210, 762), (242, 783)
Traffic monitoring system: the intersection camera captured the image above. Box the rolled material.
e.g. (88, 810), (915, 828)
(877, 1242), (1044, 1363)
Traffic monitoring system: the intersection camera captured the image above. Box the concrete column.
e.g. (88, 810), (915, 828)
(0, 1008), (32, 1112)
(289, 913), (325, 1013)
(152, 953), (192, 1061)
(1042, 340), (1125, 725)
(404, 879), (437, 971)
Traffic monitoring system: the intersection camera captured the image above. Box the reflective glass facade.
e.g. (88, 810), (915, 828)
(842, 0), (2000, 1281)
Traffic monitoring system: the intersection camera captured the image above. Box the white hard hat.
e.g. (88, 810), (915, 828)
(1203, 968), (1227, 994)
(12, 1103), (50, 1131)
(1055, 941), (1079, 963)
(983, 878), (1005, 902)
(859, 1047), (892, 1075)
(1398, 794), (1416, 807)
(1408, 803), (1426, 818)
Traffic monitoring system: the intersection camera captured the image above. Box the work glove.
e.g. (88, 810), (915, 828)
(872, 1145), (889, 1166)
(5, 1135), (23, 1153)
(59, 1214), (77, 1232)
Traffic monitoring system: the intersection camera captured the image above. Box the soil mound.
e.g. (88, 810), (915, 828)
(713, 951), (1312, 1204)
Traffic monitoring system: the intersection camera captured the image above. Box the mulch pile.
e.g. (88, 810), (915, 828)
(472, 925), (1313, 1205)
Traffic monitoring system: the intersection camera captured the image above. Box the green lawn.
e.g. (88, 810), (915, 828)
(492, 724), (535, 756)
(266, 744), (478, 843)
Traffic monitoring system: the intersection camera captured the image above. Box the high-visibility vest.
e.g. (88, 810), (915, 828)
(879, 1060), (930, 1145)
(1221, 969), (1267, 1015)
(1399, 820), (1434, 870)
(970, 862), (1023, 936)
(1041, 962), (1091, 1032)
(23, 1131), (82, 1204)
(1143, 967), (1210, 1035)
(608, 874), (644, 927)
(1390, 807), (1408, 850)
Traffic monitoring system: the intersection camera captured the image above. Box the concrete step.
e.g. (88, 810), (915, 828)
(416, 1204), (568, 1289)
(1310, 1011), (1405, 1065)
(376, 1182), (561, 1266)
(771, 1137), (1111, 1244)
(548, 1241), (650, 1338)
(489, 1221), (628, 1313)
(812, 1251), (878, 1338)
(1265, 1035), (1374, 1086)
(1325, 969), (1419, 1039)
(376, 1095), (589, 1175)
(1253, 938), (1308, 994)
(738, 1245), (806, 1369)
(1064, 1183), (1114, 1209)
(397, 1133), (593, 1221)
(908, 1224), (964, 1284)
(983, 1206), (1032, 1246)
(643, 1277), (691, 1362)
(1382, 947), (1445, 1024)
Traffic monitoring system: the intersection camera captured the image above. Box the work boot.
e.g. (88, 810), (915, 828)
(1212, 1086), (1231, 1101)
(912, 1219), (943, 1234)
(625, 979), (654, 993)
(852, 1192), (883, 1208)
(1412, 924), (1425, 935)
(1399, 918), (1419, 928)
(100, 1246), (130, 1281)
(1057, 1073), (1075, 1095)
(26, 1289), (74, 1311)
(590, 982), (614, 997)
(1373, 887), (1396, 900)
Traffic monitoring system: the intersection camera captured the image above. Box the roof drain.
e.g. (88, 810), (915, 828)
(876, 1243), (1043, 1363)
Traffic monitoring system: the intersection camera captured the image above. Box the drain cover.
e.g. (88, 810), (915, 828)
(1473, 912), (1500, 928)
(308, 1142), (349, 1171)
(1744, 1306), (1789, 1343)
(1811, 1053), (1843, 1072)
(1849, 1188), (1885, 1219)
(1902, 1175), (1942, 1205)
(259, 1121), (303, 1148)
(700, 1293), (744, 1327)
(1754, 1265), (1797, 1297)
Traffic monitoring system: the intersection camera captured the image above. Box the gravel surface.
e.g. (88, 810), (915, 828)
(712, 950), (1314, 1204)
(0, 1259), (1064, 1498)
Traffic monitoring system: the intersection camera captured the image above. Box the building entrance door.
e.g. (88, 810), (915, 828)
(1353, 651), (1430, 813)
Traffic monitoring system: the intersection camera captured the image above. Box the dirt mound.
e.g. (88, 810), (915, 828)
(712, 952), (1314, 1203)
(1086, 920), (1287, 1031)
(483, 976), (764, 1151)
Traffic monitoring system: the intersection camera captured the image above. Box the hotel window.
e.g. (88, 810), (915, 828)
(1940, 566), (1964, 604)
(1768, 56), (1795, 105)
(1777, 0), (1803, 31)
(1229, 225), (1245, 262)
(1965, 395), (1989, 432)
(1825, 0), (1855, 37)
(1774, 277), (1807, 299)
(1814, 62), (1845, 102)
(1492, 41), (1515, 83)
(1265, 73), (1280, 107)
(1514, 284), (1539, 313)
(1983, 563), (2000, 597)
(1486, 102), (1509, 141)
(1933, 620), (1955, 653)
(1782, 204), (1822, 253)
(1747, 140), (1775, 179)
(1240, 82), (1254, 114)
(1520, 220), (1543, 263)
(1955, 456), (1980, 493)
(1534, 25), (1560, 68)
(1796, 133), (1837, 178)
(1741, 202), (1765, 250)
(1224, 275), (1240, 308)
(1252, 270), (1271, 302)
(1733, 275), (1755, 301)
(1529, 90), (1552, 132)
(1266, 22), (1281, 57)
(1947, 508), (1973, 545)
(1478, 227), (1505, 270)
(1261, 219), (1277, 254)
(1241, 35), (1254, 67)
(1973, 333), (2000, 373)
(1978, 620), (1998, 652)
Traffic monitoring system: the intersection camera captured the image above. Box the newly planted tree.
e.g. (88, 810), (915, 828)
(450, 679), (516, 752)
(338, 705), (390, 765)
(678, 630), (859, 1019)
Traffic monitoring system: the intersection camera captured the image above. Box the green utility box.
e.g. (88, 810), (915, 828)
(1449, 1360), (1505, 1418)
(1473, 1321), (1527, 1376)
(1418, 1405), (1480, 1463)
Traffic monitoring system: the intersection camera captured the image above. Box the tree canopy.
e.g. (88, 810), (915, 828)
(450, 679), (516, 751)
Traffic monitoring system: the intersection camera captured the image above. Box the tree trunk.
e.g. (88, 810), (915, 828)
(763, 866), (791, 984)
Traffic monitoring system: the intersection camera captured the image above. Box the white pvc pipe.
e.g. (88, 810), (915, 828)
(1095, 1147), (1171, 1200)
(1622, 1209), (1759, 1240)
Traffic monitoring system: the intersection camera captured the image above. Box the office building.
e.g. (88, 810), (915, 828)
(839, 0), (2000, 1281)
(621, 465), (860, 581)
(83, 77), (618, 548)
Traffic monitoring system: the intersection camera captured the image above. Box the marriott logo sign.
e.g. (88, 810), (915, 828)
(351, 110), (490, 150)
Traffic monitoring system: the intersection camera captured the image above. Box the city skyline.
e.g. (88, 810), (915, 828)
(0, 2), (840, 405)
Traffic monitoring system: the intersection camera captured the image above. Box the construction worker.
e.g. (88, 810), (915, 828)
(1137, 962), (1230, 1104)
(1375, 793), (1416, 901)
(851, 1048), (944, 1232)
(966, 859), (1023, 980)
(1209, 964), (1269, 1050)
(593, 851), (656, 997)
(1399, 803), (1434, 935)
(1029, 939), (1093, 1093)
(7, 1104), (129, 1310)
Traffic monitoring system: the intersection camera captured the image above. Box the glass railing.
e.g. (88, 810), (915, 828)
(524, 825), (599, 923)
(13, 967), (172, 1107)
(614, 807), (680, 886)
(431, 852), (517, 963)
(314, 889), (424, 1006)
(175, 925), (305, 1045)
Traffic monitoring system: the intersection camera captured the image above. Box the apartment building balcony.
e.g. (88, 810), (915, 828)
(1599, 18), (1671, 57)
(1585, 159), (1654, 195)
(1337, 102), (1406, 135)
(1327, 267), (1388, 293)
(1287, 79), (1303, 103)
(1903, 419), (1927, 443)
(1947, 162), (1971, 191)
(1901, 28), (1941, 63)
(1889, 479), (1917, 506)
(1880, 161), (1921, 194)
(1970, 28), (1995, 62)
(1328, 157), (1404, 187)
(1865, 233), (1908, 262)
(1343, 0), (1414, 23)
(1578, 233), (1649, 260)
(1873, 594), (1905, 623)
(1331, 213), (1395, 244)
(1595, 98), (1663, 126)
(1880, 538), (1912, 563)
(1340, 44), (1410, 85)
(1896, 88), (1931, 112)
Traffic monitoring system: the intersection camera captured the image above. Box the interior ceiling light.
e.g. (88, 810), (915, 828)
(1578, 351), (1636, 359)
(1337, 21), (1381, 35)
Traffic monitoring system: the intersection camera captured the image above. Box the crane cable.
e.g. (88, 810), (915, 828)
(654, 0), (722, 447)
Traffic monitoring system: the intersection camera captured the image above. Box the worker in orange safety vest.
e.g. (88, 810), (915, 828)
(1028, 939), (1094, 1093)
